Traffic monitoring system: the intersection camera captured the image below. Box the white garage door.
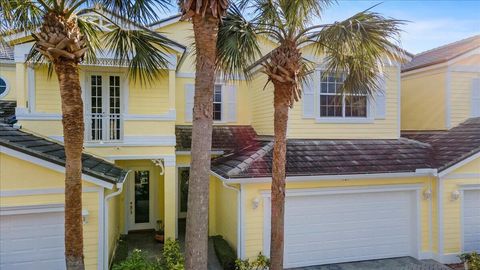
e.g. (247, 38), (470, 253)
(0, 211), (66, 270)
(464, 190), (480, 252)
(265, 189), (418, 268)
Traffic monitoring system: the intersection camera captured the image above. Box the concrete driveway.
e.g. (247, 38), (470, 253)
(288, 257), (453, 270)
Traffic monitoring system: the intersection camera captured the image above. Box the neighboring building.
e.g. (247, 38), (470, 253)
(401, 35), (480, 130)
(0, 12), (479, 270)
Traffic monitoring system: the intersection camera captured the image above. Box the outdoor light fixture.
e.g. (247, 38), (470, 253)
(423, 189), (432, 200)
(82, 209), (89, 224)
(451, 190), (461, 201)
(252, 197), (260, 209)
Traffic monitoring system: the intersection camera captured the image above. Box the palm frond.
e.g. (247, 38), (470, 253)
(103, 25), (173, 84)
(278, 0), (334, 36)
(77, 16), (101, 64)
(88, 0), (171, 25)
(1, 0), (46, 33)
(217, 4), (262, 80)
(312, 9), (405, 97)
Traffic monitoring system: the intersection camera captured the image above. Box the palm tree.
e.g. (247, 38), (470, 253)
(216, 1), (404, 269)
(1, 1), (172, 269)
(178, 1), (229, 269)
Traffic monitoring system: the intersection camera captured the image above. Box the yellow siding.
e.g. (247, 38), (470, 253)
(35, 66), (61, 113)
(250, 73), (274, 135)
(0, 153), (101, 270)
(242, 177), (432, 259)
(107, 192), (122, 260)
(441, 158), (480, 254)
(401, 68), (447, 130)
(129, 74), (170, 115)
(0, 64), (16, 100)
(212, 177), (238, 250)
(450, 71), (480, 127)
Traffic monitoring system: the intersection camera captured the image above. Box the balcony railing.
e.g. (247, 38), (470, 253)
(86, 113), (122, 142)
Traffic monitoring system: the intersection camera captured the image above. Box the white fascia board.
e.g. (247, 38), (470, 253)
(438, 151), (480, 178)
(0, 146), (115, 189)
(211, 170), (436, 184)
(149, 14), (182, 30)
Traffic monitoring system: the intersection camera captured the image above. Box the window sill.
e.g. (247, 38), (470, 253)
(314, 117), (374, 124)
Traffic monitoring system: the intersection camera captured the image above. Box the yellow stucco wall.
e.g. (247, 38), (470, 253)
(241, 177), (433, 259)
(441, 158), (480, 254)
(401, 67), (447, 131)
(0, 152), (102, 270)
(0, 64), (16, 100)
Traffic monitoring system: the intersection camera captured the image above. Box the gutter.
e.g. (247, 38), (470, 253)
(211, 169), (439, 185)
(103, 171), (130, 270)
(220, 180), (243, 259)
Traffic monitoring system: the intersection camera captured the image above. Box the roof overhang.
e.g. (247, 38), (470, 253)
(1, 145), (116, 189)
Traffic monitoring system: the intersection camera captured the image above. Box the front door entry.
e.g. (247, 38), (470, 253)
(127, 169), (155, 230)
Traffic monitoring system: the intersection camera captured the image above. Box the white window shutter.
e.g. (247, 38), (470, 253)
(472, 78), (480, 117)
(225, 84), (237, 122)
(302, 80), (315, 118)
(184, 84), (194, 122)
(375, 75), (387, 119)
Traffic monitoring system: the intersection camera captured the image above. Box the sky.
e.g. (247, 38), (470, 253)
(317, 0), (480, 54)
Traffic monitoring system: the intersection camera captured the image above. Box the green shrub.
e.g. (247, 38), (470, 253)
(112, 249), (161, 270)
(162, 239), (184, 270)
(212, 235), (237, 270)
(235, 253), (269, 270)
(460, 252), (480, 270)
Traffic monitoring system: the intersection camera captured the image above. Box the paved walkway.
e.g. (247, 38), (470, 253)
(288, 257), (453, 270)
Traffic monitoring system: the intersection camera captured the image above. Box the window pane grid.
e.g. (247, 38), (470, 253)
(213, 85), (222, 121)
(90, 75), (103, 141)
(319, 72), (367, 118)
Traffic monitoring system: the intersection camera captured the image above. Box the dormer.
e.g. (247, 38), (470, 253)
(401, 35), (480, 131)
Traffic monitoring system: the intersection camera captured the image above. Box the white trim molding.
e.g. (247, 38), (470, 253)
(439, 152), (480, 177)
(107, 154), (176, 167)
(50, 135), (176, 147)
(16, 112), (62, 120)
(0, 146), (115, 189)
(0, 75), (11, 99)
(0, 204), (64, 215)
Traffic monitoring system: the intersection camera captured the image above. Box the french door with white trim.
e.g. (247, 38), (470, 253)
(85, 74), (122, 142)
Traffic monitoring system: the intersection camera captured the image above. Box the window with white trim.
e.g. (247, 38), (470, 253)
(213, 84), (222, 121)
(319, 72), (367, 118)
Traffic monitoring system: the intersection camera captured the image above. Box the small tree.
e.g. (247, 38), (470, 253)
(216, 1), (404, 269)
(2, 1), (172, 269)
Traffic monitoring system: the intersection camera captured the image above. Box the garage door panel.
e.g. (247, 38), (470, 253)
(0, 211), (66, 270)
(464, 190), (480, 252)
(267, 189), (418, 268)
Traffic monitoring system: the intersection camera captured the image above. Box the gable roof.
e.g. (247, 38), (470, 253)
(148, 13), (182, 29)
(402, 35), (480, 72)
(0, 124), (128, 185)
(0, 100), (16, 124)
(176, 125), (257, 152)
(402, 117), (480, 172)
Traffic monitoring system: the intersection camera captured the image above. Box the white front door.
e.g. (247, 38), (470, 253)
(463, 189), (480, 252)
(264, 189), (419, 268)
(127, 168), (155, 231)
(86, 74), (122, 142)
(0, 211), (65, 270)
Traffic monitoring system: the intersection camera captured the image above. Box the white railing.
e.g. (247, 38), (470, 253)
(86, 113), (122, 142)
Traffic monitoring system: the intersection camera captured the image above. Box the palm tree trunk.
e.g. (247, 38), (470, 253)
(185, 13), (219, 270)
(54, 60), (85, 270)
(270, 84), (290, 270)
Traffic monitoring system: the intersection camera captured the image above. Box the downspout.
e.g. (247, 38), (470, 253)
(222, 181), (242, 258)
(104, 170), (130, 270)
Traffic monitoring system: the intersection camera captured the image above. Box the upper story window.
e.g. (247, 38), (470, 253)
(319, 73), (367, 119)
(213, 84), (222, 121)
(0, 77), (9, 98)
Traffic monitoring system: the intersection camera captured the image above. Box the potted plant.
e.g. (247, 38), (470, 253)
(154, 220), (165, 243)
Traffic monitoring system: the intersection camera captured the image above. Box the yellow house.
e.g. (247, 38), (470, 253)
(0, 11), (479, 270)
